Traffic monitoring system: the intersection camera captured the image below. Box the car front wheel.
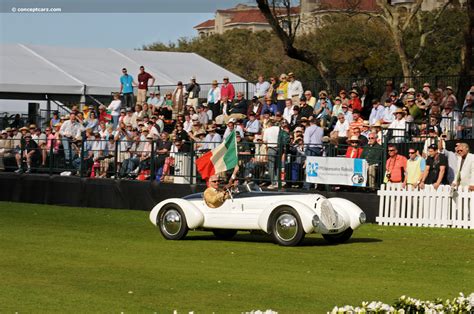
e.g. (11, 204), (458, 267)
(322, 228), (353, 244)
(158, 205), (188, 240)
(270, 207), (305, 246)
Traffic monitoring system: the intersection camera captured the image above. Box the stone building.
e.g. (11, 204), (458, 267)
(194, 1), (466, 36)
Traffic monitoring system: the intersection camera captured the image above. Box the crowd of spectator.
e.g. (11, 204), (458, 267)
(0, 66), (473, 191)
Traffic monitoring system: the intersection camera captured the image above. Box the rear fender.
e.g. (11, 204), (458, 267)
(258, 200), (316, 234)
(149, 199), (204, 229)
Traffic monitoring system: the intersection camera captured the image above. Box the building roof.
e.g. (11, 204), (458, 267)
(194, 5), (300, 29)
(194, 19), (215, 29)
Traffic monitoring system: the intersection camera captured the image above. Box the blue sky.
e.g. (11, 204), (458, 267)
(0, 13), (216, 49)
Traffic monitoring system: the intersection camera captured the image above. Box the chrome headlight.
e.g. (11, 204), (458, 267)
(312, 214), (320, 228)
(359, 212), (366, 224)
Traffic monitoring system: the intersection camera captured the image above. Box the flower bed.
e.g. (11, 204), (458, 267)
(330, 292), (474, 313)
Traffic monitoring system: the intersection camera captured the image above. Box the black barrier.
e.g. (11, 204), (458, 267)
(0, 173), (379, 222)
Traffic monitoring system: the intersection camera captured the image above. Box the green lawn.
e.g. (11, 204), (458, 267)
(0, 202), (472, 313)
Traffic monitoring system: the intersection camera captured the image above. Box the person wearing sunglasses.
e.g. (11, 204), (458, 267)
(14, 133), (39, 174)
(384, 145), (407, 185)
(119, 68), (137, 109)
(452, 142), (474, 191)
(402, 149), (426, 189)
(419, 144), (448, 190)
(361, 132), (382, 189)
(203, 165), (239, 208)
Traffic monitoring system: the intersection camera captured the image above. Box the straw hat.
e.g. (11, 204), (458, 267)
(349, 135), (360, 142)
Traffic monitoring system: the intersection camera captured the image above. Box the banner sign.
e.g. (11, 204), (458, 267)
(305, 157), (368, 186)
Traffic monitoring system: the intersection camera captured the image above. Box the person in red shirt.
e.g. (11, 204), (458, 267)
(349, 89), (362, 111)
(385, 144), (407, 184)
(345, 136), (363, 158)
(137, 66), (155, 106)
(220, 76), (235, 102)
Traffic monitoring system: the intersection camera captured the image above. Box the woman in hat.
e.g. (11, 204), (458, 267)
(349, 89), (362, 111)
(345, 136), (363, 158)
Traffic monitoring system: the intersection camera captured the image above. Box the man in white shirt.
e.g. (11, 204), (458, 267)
(282, 99), (294, 124)
(287, 72), (303, 106)
(59, 112), (84, 164)
(453, 142), (474, 191)
(223, 119), (244, 140)
(369, 99), (385, 125)
(183, 114), (193, 133)
(382, 95), (398, 124)
(254, 75), (270, 104)
(203, 126), (222, 150)
(147, 92), (160, 107)
(263, 120), (281, 189)
(244, 112), (261, 135)
(342, 104), (353, 123)
(331, 113), (349, 144)
(388, 108), (406, 143)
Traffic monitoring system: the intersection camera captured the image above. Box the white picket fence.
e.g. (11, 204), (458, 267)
(377, 184), (473, 229)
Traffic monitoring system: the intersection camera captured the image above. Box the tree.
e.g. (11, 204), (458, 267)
(256, 0), (460, 78)
(142, 30), (319, 82)
(461, 0), (473, 76)
(371, 0), (455, 77)
(255, 0), (331, 84)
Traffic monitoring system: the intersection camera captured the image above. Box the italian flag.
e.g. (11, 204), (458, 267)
(195, 131), (238, 180)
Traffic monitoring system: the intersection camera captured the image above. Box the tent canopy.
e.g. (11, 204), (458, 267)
(0, 44), (247, 96)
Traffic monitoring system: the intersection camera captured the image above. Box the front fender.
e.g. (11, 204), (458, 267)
(149, 198), (204, 229)
(328, 197), (364, 230)
(258, 200), (316, 234)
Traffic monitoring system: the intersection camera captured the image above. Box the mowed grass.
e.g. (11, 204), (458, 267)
(0, 202), (472, 313)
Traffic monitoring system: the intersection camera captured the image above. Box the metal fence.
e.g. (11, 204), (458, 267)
(26, 74), (470, 127)
(107, 74), (473, 107)
(1, 138), (387, 190)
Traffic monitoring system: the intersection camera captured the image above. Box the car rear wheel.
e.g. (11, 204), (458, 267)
(158, 205), (188, 240)
(322, 228), (353, 244)
(212, 229), (238, 240)
(270, 207), (305, 246)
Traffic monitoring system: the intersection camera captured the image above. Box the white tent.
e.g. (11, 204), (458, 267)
(0, 44), (248, 96)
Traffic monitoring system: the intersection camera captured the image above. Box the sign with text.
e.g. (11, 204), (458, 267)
(306, 157), (368, 187)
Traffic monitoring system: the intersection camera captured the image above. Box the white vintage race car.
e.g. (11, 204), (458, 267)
(149, 183), (366, 246)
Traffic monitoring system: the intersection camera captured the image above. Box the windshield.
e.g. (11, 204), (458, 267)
(245, 182), (262, 193)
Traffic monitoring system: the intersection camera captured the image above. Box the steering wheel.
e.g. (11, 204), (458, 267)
(225, 188), (234, 201)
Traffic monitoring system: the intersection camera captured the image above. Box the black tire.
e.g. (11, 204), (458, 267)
(158, 204), (189, 240)
(270, 206), (305, 246)
(212, 229), (238, 240)
(322, 228), (353, 244)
